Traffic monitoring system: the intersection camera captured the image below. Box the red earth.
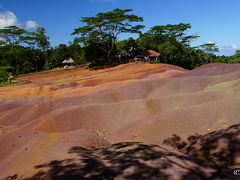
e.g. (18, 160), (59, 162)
(0, 62), (240, 179)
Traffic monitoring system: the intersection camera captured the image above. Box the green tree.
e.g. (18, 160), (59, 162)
(85, 41), (106, 66)
(149, 23), (199, 45)
(117, 38), (137, 52)
(0, 26), (27, 68)
(35, 27), (50, 51)
(198, 43), (219, 54)
(136, 23), (202, 69)
(72, 8), (144, 64)
(136, 33), (157, 51)
(23, 31), (43, 72)
(0, 66), (12, 82)
(68, 43), (86, 65)
(0, 26), (47, 75)
(35, 27), (51, 70)
(235, 49), (240, 56)
(49, 44), (68, 68)
(0, 26), (26, 47)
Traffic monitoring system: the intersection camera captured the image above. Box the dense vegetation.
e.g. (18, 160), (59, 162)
(0, 8), (239, 82)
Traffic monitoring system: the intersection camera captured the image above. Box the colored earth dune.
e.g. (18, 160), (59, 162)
(0, 63), (240, 179)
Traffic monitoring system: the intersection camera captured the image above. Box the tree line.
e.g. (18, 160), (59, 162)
(0, 8), (239, 82)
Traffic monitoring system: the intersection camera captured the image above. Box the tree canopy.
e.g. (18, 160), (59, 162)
(0, 8), (239, 84)
(198, 43), (219, 54)
(72, 8), (144, 63)
(0, 26), (27, 47)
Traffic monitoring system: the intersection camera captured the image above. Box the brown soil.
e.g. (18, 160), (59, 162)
(0, 62), (240, 179)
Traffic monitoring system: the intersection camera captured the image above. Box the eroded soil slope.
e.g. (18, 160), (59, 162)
(0, 63), (240, 179)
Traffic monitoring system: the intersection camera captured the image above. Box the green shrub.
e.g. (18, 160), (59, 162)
(0, 81), (18, 87)
(0, 66), (9, 82)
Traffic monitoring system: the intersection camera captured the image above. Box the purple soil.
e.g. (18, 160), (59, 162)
(0, 63), (240, 179)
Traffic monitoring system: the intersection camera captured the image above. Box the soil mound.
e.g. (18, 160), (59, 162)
(7, 142), (237, 180)
(180, 124), (240, 168)
(1, 63), (240, 179)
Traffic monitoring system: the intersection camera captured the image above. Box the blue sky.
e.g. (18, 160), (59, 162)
(0, 0), (239, 56)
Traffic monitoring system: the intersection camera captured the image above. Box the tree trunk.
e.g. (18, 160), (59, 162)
(107, 51), (111, 64)
(44, 52), (49, 71)
(35, 59), (38, 72)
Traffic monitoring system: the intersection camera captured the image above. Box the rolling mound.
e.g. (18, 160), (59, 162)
(21, 142), (236, 180)
(0, 62), (240, 179)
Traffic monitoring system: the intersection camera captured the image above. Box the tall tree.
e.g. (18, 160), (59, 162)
(35, 27), (50, 69)
(72, 8), (144, 63)
(0, 26), (26, 47)
(235, 49), (240, 56)
(35, 27), (50, 51)
(148, 23), (199, 45)
(0, 26), (27, 68)
(198, 43), (219, 54)
(23, 31), (43, 72)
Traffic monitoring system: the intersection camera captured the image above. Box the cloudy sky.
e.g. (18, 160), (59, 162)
(0, 0), (239, 56)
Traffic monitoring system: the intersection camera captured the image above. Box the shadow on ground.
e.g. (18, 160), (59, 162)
(163, 124), (240, 168)
(14, 142), (236, 180)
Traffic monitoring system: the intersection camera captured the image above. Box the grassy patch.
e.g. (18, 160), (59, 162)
(0, 81), (18, 87)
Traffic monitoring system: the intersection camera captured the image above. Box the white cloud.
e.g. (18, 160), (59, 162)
(0, 10), (38, 30)
(232, 44), (238, 50)
(25, 20), (38, 29)
(219, 46), (231, 51)
(220, 45), (238, 51)
(0, 11), (17, 28)
(217, 44), (239, 56)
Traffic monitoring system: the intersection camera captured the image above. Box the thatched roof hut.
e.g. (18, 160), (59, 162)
(137, 50), (160, 57)
(135, 50), (161, 62)
(62, 57), (74, 64)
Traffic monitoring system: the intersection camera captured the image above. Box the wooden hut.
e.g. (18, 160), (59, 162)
(62, 57), (74, 68)
(135, 50), (161, 62)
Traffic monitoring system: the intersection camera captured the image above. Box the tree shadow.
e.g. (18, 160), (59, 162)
(163, 124), (240, 168)
(163, 133), (200, 150)
(21, 142), (236, 180)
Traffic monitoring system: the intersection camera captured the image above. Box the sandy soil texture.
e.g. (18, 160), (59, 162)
(0, 62), (240, 179)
